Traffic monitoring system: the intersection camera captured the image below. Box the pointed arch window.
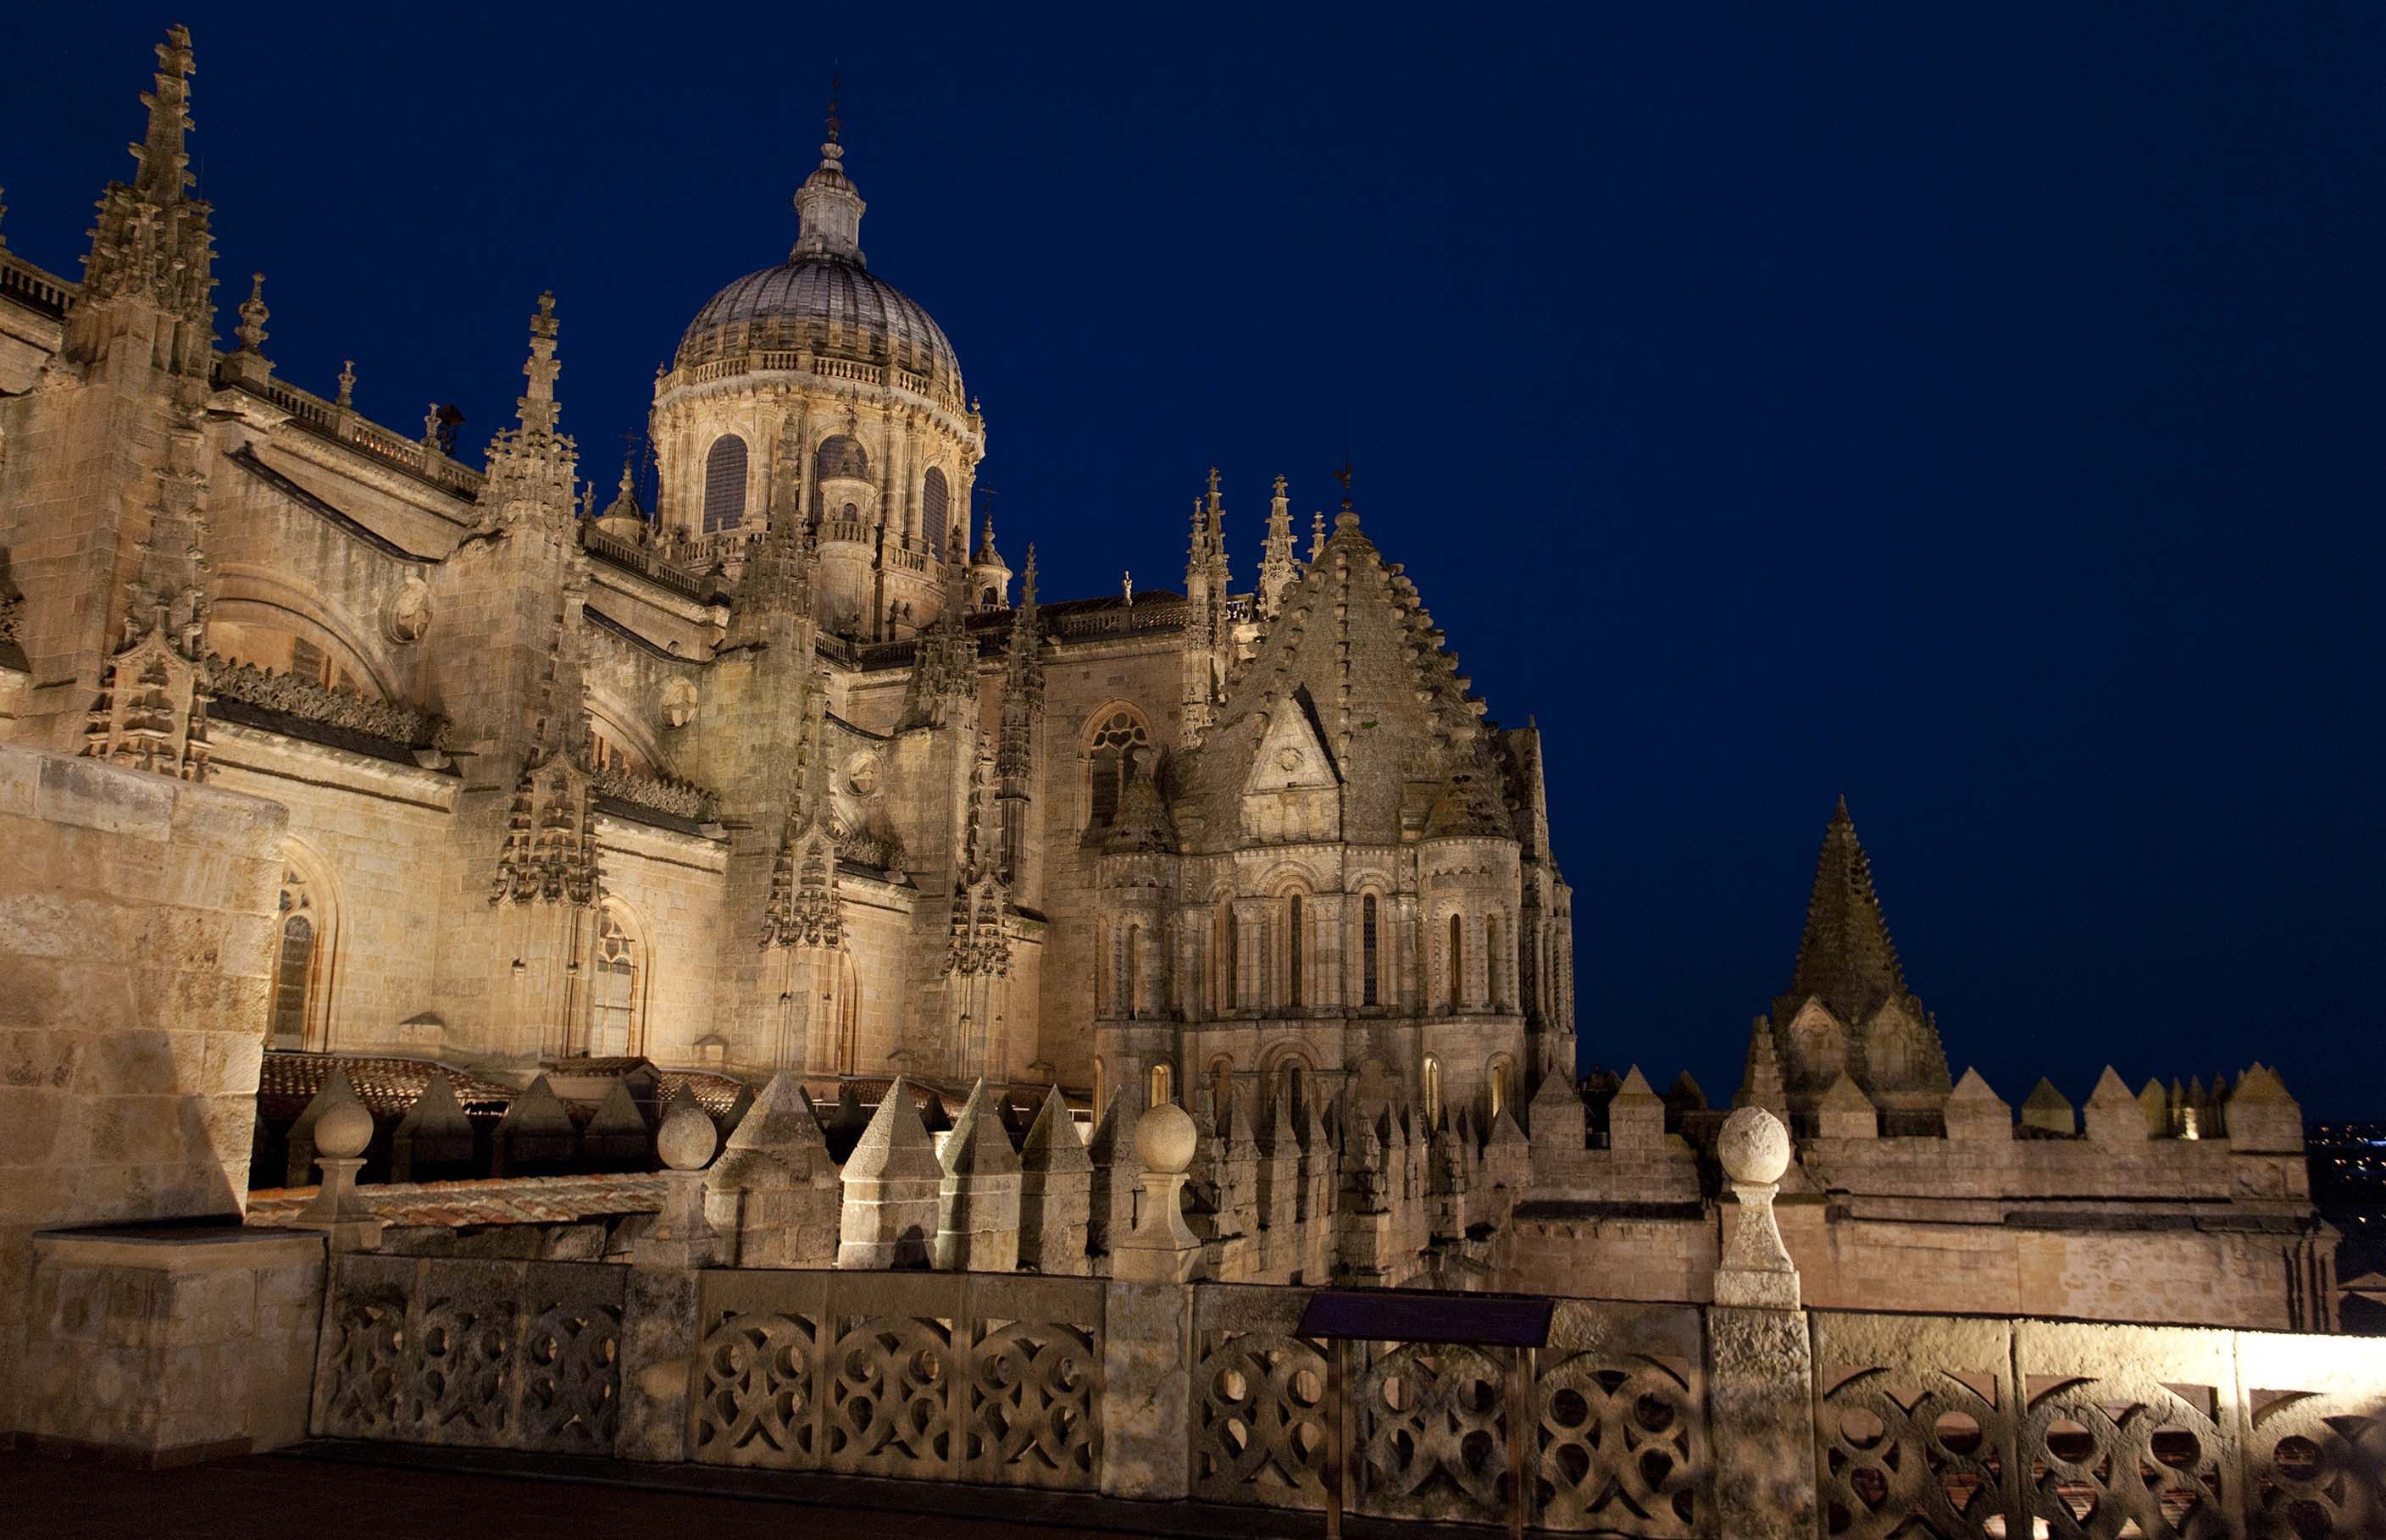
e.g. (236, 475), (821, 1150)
(835, 955), (859, 1074)
(1084, 708), (1151, 828)
(269, 907), (314, 1050)
(1121, 922), (1140, 1018)
(588, 906), (641, 1056)
(1423, 1056), (1443, 1127)
(1361, 894), (1379, 1007)
(703, 435), (749, 533)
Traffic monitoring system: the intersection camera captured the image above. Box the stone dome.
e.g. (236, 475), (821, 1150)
(673, 131), (963, 397)
(676, 257), (961, 385)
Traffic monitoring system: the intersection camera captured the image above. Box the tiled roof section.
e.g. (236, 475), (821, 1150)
(246, 1172), (666, 1228)
(654, 1070), (749, 1119)
(258, 1053), (517, 1122)
(677, 255), (960, 386)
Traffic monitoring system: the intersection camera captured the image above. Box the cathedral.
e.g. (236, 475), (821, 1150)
(0, 30), (1573, 1140)
(0, 31), (2333, 1338)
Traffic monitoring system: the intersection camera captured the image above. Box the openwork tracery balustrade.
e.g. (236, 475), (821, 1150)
(1190, 1286), (1706, 1534)
(311, 1254), (623, 1454)
(687, 1270), (1101, 1490)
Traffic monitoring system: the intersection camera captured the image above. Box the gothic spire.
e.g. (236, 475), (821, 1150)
(78, 25), (215, 355)
(130, 25), (199, 206)
(478, 292), (578, 530)
(517, 291), (562, 434)
(1257, 473), (1298, 619)
(1780, 796), (1909, 1027)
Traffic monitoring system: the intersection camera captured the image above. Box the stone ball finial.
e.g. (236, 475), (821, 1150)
(1718, 1105), (1791, 1186)
(315, 1097), (375, 1161)
(1132, 1101), (1197, 1175)
(658, 1100), (719, 1172)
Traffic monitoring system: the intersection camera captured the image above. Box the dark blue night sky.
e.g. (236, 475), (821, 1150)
(8, 6), (2381, 1116)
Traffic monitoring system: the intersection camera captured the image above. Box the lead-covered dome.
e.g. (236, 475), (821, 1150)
(677, 259), (958, 383)
(674, 132), (963, 399)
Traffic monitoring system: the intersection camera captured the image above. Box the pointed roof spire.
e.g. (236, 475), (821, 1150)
(1779, 796), (1909, 1028)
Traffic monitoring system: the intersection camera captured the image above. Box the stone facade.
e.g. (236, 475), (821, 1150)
(0, 30), (1571, 1290)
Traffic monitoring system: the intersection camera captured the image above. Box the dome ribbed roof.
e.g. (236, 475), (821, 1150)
(676, 254), (961, 388)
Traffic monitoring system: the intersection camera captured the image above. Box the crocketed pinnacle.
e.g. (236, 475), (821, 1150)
(1783, 796), (1907, 1027)
(131, 25), (199, 206)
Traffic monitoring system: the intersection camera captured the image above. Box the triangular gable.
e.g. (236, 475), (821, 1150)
(1240, 687), (1340, 797)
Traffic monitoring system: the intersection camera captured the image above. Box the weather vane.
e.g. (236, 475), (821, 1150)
(825, 69), (843, 145)
(1334, 459), (1354, 509)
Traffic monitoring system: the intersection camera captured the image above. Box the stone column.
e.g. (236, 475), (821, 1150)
(1707, 1106), (1817, 1540)
(1101, 1104), (1201, 1499)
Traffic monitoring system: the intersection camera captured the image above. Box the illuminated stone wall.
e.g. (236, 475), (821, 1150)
(0, 740), (287, 1432)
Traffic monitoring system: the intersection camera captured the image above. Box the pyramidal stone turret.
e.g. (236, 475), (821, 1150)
(837, 1077), (941, 1268)
(935, 1077), (1022, 1271)
(1018, 1086), (1092, 1275)
(1766, 798), (1953, 1124)
(391, 1072), (475, 1182)
(707, 1070), (837, 1267)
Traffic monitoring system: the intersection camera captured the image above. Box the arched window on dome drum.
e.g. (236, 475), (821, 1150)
(1148, 1061), (1173, 1111)
(702, 435), (748, 534)
(1423, 1056), (1443, 1127)
(815, 435), (868, 483)
(921, 467), (950, 554)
